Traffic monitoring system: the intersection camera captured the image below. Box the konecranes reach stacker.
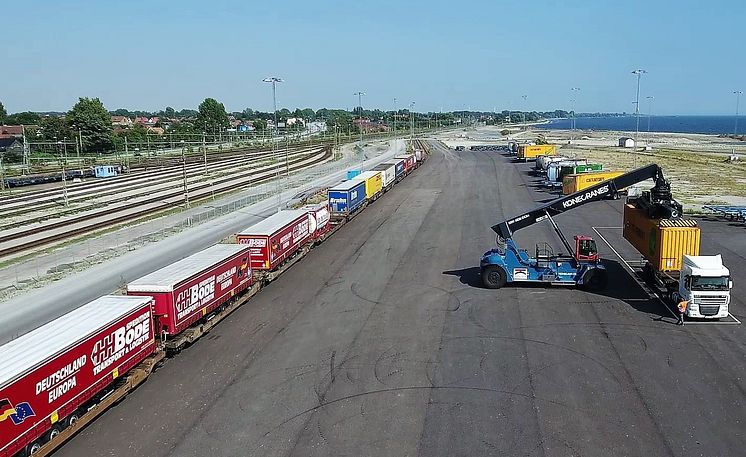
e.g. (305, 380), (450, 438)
(480, 164), (684, 290)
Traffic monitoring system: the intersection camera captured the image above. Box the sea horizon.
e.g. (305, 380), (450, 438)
(537, 115), (746, 135)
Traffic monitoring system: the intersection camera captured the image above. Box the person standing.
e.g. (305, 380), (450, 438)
(677, 300), (688, 325)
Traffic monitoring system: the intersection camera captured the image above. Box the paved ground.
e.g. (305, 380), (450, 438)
(57, 142), (746, 457)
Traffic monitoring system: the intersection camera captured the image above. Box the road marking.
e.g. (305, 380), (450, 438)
(593, 227), (740, 325)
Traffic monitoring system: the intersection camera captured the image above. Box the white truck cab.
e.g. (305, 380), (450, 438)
(676, 254), (732, 318)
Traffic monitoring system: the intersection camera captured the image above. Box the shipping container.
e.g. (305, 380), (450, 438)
(346, 170), (361, 180)
(563, 171), (625, 195)
(414, 149), (423, 162)
(558, 163), (603, 182)
(395, 154), (416, 173)
(300, 202), (331, 240)
(327, 179), (367, 217)
(0, 296), (156, 457)
(383, 159), (405, 180)
(235, 210), (312, 271)
(128, 244), (252, 335)
(517, 144), (557, 160)
(372, 163), (396, 189)
(356, 171), (384, 200)
(623, 204), (700, 272)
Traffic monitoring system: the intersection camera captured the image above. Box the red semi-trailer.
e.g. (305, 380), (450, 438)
(0, 295), (155, 457)
(395, 154), (416, 174)
(127, 244), (251, 337)
(236, 209), (312, 270)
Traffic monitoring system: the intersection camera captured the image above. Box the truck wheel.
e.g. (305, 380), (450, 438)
(47, 425), (62, 441)
(582, 269), (607, 291)
(67, 410), (82, 427)
(482, 266), (507, 289)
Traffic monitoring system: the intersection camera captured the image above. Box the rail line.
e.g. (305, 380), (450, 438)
(0, 147), (323, 222)
(0, 147), (333, 257)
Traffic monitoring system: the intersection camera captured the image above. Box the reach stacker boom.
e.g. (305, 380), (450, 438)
(480, 164), (681, 290)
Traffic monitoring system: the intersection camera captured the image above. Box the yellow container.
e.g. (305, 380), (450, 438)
(563, 171), (625, 195)
(356, 171), (383, 199)
(622, 204), (700, 272)
(517, 144), (557, 159)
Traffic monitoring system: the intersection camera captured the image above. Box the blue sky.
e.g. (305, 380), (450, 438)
(2, 0), (744, 115)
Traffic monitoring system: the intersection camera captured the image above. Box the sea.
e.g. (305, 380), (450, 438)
(536, 115), (745, 135)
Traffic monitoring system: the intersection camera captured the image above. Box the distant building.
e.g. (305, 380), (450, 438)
(111, 116), (133, 128)
(618, 137), (635, 148)
(0, 137), (24, 155)
(146, 126), (165, 135)
(353, 118), (391, 133)
(134, 116), (159, 127)
(0, 125), (27, 138)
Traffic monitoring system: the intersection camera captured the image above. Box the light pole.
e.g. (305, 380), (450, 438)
(410, 102), (415, 141)
(263, 76), (283, 210)
(570, 87), (580, 142)
(646, 96), (655, 145)
(393, 97), (397, 142)
(521, 95), (528, 122)
(734, 90), (742, 137)
(58, 138), (69, 207)
(632, 69), (647, 158)
(180, 140), (189, 208)
(354, 91), (366, 148)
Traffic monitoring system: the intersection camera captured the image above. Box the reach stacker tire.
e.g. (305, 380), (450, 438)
(481, 265), (507, 289)
(581, 268), (607, 292)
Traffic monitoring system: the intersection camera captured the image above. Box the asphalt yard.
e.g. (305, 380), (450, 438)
(57, 141), (746, 457)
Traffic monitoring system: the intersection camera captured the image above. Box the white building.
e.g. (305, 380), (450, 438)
(618, 137), (635, 148)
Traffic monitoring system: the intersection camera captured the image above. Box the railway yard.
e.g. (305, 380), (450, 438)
(4, 139), (741, 456)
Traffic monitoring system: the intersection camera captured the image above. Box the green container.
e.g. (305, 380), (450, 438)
(559, 163), (603, 181)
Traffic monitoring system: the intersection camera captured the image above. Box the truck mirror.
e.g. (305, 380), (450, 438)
(730, 280), (734, 290)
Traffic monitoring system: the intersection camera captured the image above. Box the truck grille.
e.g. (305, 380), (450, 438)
(697, 296), (728, 306)
(698, 305), (720, 316)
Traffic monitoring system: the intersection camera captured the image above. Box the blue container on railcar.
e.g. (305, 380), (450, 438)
(347, 169), (362, 180)
(328, 179), (367, 217)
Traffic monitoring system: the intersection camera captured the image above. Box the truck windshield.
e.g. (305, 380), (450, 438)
(690, 276), (730, 291)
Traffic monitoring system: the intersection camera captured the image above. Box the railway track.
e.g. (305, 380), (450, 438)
(0, 144), (323, 209)
(0, 147), (323, 222)
(0, 147), (333, 258)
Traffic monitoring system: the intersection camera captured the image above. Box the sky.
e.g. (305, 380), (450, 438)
(2, 0), (745, 115)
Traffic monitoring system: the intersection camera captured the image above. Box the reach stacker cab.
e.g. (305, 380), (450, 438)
(480, 164), (682, 291)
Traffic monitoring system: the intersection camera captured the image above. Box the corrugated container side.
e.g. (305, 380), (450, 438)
(562, 171), (625, 195)
(328, 180), (366, 215)
(357, 171), (383, 199)
(623, 204), (700, 271)
(519, 145), (557, 159)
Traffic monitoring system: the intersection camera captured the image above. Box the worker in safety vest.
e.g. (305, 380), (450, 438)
(677, 300), (688, 325)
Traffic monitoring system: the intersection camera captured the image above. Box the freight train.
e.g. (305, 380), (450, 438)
(0, 147), (427, 457)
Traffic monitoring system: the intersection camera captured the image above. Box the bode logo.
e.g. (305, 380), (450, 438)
(90, 312), (151, 376)
(174, 276), (216, 320)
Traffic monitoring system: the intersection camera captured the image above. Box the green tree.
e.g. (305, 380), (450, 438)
(67, 97), (114, 153)
(5, 111), (41, 125)
(39, 116), (71, 141)
(197, 98), (229, 133)
(0, 101), (6, 124)
(252, 119), (267, 131)
(164, 106), (176, 119)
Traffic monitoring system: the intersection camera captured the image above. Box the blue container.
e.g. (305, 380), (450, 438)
(383, 160), (405, 178)
(347, 169), (361, 180)
(94, 165), (118, 178)
(328, 179), (366, 216)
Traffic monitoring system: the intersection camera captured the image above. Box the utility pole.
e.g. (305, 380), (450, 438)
(263, 76), (283, 211)
(632, 69), (647, 165)
(734, 90), (742, 137)
(354, 91), (366, 148)
(181, 142), (189, 208)
(570, 87), (580, 143)
(60, 139), (69, 207)
(646, 96), (655, 145)
(410, 101), (415, 141)
(393, 97), (397, 142)
(21, 125), (29, 174)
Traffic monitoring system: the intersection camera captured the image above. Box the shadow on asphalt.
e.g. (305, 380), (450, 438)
(443, 267), (483, 288)
(591, 259), (678, 322)
(443, 261), (678, 323)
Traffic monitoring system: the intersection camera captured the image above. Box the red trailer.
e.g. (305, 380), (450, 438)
(301, 203), (331, 241)
(127, 244), (252, 336)
(0, 295), (156, 457)
(395, 154), (416, 174)
(236, 209), (312, 270)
